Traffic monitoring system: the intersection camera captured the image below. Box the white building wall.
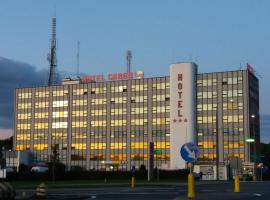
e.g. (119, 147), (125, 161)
(169, 62), (197, 169)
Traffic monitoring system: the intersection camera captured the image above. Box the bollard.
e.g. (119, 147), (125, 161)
(36, 183), (47, 198)
(187, 173), (195, 198)
(253, 175), (256, 182)
(234, 175), (240, 193)
(131, 177), (135, 188)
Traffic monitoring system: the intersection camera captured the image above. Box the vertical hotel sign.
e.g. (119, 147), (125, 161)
(170, 63), (197, 169)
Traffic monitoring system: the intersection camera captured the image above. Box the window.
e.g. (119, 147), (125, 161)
(71, 143), (86, 150)
(72, 99), (87, 106)
(131, 107), (147, 114)
(111, 108), (126, 115)
(35, 112), (49, 119)
(34, 133), (47, 140)
(73, 89), (87, 95)
(152, 82), (169, 89)
(18, 92), (32, 99)
(72, 110), (87, 117)
(33, 144), (48, 151)
(111, 85), (127, 92)
(52, 122), (68, 129)
(131, 119), (148, 125)
(72, 132), (87, 139)
(111, 120), (127, 126)
(131, 96), (147, 103)
(91, 120), (106, 127)
(111, 97), (127, 104)
(152, 106), (170, 113)
(91, 87), (106, 94)
(152, 94), (170, 101)
(17, 124), (31, 130)
(110, 143), (127, 149)
(18, 113), (31, 119)
(52, 111), (68, 118)
(52, 132), (67, 139)
(90, 143), (106, 150)
(34, 123), (48, 129)
(53, 90), (68, 96)
(131, 84), (148, 91)
(53, 100), (68, 107)
(153, 118), (169, 125)
(35, 91), (49, 98)
(18, 103), (31, 109)
(91, 109), (106, 116)
(72, 121), (87, 128)
(16, 134), (30, 141)
(91, 98), (106, 105)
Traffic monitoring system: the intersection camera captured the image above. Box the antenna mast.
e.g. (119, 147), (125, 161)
(126, 50), (132, 74)
(48, 17), (57, 86)
(77, 41), (80, 76)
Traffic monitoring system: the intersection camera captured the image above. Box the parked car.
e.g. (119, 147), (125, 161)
(31, 166), (48, 173)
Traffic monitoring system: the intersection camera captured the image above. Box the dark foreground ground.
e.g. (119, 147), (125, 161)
(15, 181), (270, 200)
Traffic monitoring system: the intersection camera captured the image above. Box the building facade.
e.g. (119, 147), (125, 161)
(14, 63), (260, 171)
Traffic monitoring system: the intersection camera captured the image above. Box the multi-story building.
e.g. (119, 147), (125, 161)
(14, 62), (260, 171)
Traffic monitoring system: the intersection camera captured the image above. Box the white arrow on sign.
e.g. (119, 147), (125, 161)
(184, 145), (196, 159)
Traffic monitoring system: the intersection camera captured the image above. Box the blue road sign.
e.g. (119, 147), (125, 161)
(180, 142), (199, 162)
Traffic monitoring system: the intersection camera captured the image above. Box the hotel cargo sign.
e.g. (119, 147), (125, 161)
(81, 71), (144, 83)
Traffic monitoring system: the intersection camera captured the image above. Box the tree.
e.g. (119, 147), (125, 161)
(50, 144), (60, 183)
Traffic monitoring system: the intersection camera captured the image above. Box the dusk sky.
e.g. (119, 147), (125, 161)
(0, 0), (270, 142)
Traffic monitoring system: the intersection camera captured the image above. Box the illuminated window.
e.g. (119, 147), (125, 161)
(72, 99), (87, 106)
(111, 108), (126, 115)
(53, 100), (68, 107)
(72, 132), (87, 138)
(152, 106), (170, 113)
(152, 94), (170, 101)
(72, 110), (87, 117)
(222, 90), (243, 97)
(34, 123), (48, 129)
(35, 102), (49, 108)
(52, 122), (68, 129)
(34, 133), (47, 140)
(90, 143), (106, 150)
(111, 97), (127, 104)
(152, 82), (169, 89)
(223, 102), (243, 110)
(110, 142), (127, 149)
(152, 118), (169, 125)
(52, 132), (67, 139)
(72, 121), (87, 128)
(91, 87), (106, 94)
(131, 84), (148, 91)
(33, 144), (48, 151)
(52, 111), (68, 118)
(131, 119), (148, 125)
(18, 103), (31, 109)
(91, 120), (106, 127)
(16, 134), (30, 141)
(154, 141), (169, 149)
(91, 109), (106, 116)
(71, 143), (86, 150)
(131, 107), (147, 114)
(131, 96), (147, 103)
(53, 90), (68, 96)
(111, 120), (127, 126)
(110, 154), (127, 161)
(73, 89), (87, 95)
(18, 113), (31, 119)
(223, 115), (243, 123)
(35, 112), (49, 119)
(131, 142), (147, 149)
(197, 116), (216, 123)
(198, 141), (215, 148)
(35, 91), (50, 98)
(197, 92), (217, 99)
(17, 123), (31, 130)
(16, 144), (30, 151)
(111, 85), (127, 92)
(91, 98), (106, 105)
(18, 92), (32, 99)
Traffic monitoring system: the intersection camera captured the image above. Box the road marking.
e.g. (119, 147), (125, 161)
(90, 196), (97, 199)
(253, 193), (262, 197)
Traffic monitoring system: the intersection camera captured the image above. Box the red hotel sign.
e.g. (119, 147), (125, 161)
(81, 71), (144, 83)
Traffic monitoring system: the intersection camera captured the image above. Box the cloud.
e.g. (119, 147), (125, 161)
(0, 129), (13, 140)
(0, 57), (48, 131)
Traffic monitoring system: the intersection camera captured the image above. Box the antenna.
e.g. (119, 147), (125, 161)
(47, 17), (57, 86)
(126, 50), (132, 74)
(77, 41), (80, 76)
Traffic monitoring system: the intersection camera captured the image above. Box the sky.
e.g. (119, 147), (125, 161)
(0, 0), (270, 142)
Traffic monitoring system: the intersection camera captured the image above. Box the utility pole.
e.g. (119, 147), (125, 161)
(48, 17), (57, 86)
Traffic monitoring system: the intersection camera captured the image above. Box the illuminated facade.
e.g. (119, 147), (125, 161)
(14, 63), (260, 170)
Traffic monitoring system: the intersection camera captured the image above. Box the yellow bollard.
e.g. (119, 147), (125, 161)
(234, 175), (240, 193)
(131, 177), (135, 188)
(187, 173), (195, 198)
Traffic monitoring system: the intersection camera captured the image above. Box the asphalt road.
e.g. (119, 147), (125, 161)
(16, 181), (270, 200)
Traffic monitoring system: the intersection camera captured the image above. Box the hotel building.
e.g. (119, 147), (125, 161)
(14, 63), (260, 171)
